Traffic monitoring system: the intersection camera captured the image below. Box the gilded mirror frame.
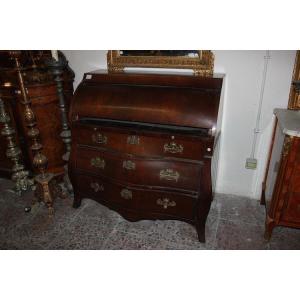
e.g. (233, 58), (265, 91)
(288, 50), (300, 109)
(107, 50), (214, 76)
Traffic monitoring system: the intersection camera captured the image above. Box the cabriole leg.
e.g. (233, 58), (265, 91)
(73, 194), (82, 208)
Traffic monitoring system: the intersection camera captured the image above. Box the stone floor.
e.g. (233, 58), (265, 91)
(0, 178), (300, 250)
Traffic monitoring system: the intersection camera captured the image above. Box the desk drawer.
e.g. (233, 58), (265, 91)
(75, 147), (202, 192)
(74, 173), (134, 207)
(75, 173), (197, 220)
(73, 124), (213, 161)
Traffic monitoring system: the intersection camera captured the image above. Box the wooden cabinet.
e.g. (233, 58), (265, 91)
(262, 109), (300, 239)
(69, 71), (223, 243)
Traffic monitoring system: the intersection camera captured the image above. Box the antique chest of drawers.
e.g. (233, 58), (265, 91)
(69, 71), (223, 242)
(262, 109), (300, 239)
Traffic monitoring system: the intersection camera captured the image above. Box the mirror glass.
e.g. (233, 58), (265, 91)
(119, 50), (200, 57)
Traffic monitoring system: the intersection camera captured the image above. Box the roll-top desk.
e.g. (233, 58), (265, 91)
(69, 71), (223, 243)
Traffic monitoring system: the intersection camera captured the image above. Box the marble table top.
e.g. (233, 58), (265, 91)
(274, 108), (300, 137)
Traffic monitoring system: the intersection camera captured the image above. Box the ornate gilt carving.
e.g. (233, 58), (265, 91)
(282, 136), (293, 158)
(288, 51), (300, 109)
(107, 50), (214, 77)
(0, 98), (33, 194)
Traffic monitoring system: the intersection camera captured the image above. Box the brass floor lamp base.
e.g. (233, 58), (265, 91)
(34, 173), (67, 215)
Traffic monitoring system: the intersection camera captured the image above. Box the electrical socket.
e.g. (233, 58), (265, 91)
(245, 158), (257, 170)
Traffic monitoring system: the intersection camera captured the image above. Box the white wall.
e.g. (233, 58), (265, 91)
(63, 50), (296, 199)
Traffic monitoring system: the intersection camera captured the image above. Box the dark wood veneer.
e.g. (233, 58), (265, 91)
(69, 71), (223, 243)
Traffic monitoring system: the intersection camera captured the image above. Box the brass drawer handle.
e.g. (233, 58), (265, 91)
(90, 157), (105, 169)
(157, 198), (176, 209)
(127, 135), (140, 145)
(92, 132), (107, 144)
(90, 182), (104, 192)
(122, 160), (136, 170)
(120, 188), (132, 200)
(159, 169), (180, 182)
(164, 141), (183, 154)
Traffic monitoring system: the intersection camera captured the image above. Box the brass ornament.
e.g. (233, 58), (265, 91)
(12, 51), (65, 215)
(92, 132), (107, 144)
(33, 152), (48, 171)
(91, 157), (106, 169)
(159, 168), (180, 182)
(164, 141), (183, 154)
(107, 50), (214, 76)
(122, 160), (136, 170)
(90, 182), (104, 192)
(156, 198), (176, 209)
(47, 55), (73, 193)
(0, 97), (33, 194)
(127, 135), (140, 145)
(34, 173), (65, 215)
(120, 188), (132, 200)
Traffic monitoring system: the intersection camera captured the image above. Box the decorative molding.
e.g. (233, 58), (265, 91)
(282, 135), (293, 158)
(107, 50), (214, 76)
(288, 50), (300, 109)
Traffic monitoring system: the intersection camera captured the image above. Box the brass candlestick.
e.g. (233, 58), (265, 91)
(10, 51), (63, 215)
(0, 97), (33, 194)
(47, 54), (73, 193)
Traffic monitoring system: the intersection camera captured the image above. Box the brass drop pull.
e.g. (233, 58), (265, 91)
(122, 160), (136, 170)
(157, 198), (176, 209)
(159, 169), (180, 182)
(164, 141), (183, 154)
(90, 157), (105, 169)
(120, 188), (132, 200)
(127, 135), (140, 145)
(90, 182), (104, 192)
(92, 132), (107, 144)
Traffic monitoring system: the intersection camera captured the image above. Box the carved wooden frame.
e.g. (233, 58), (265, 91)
(107, 50), (214, 76)
(288, 50), (300, 109)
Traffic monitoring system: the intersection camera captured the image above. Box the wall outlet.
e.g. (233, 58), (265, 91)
(245, 158), (257, 170)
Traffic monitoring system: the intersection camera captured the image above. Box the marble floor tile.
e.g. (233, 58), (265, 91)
(218, 194), (266, 226)
(209, 196), (222, 218)
(102, 230), (162, 250)
(159, 216), (218, 249)
(161, 240), (209, 250)
(47, 223), (107, 250)
(79, 198), (123, 224)
(115, 219), (170, 241)
(1, 177), (300, 250)
(0, 178), (15, 193)
(47, 201), (119, 249)
(5, 197), (83, 249)
(215, 219), (269, 250)
(269, 226), (300, 250)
